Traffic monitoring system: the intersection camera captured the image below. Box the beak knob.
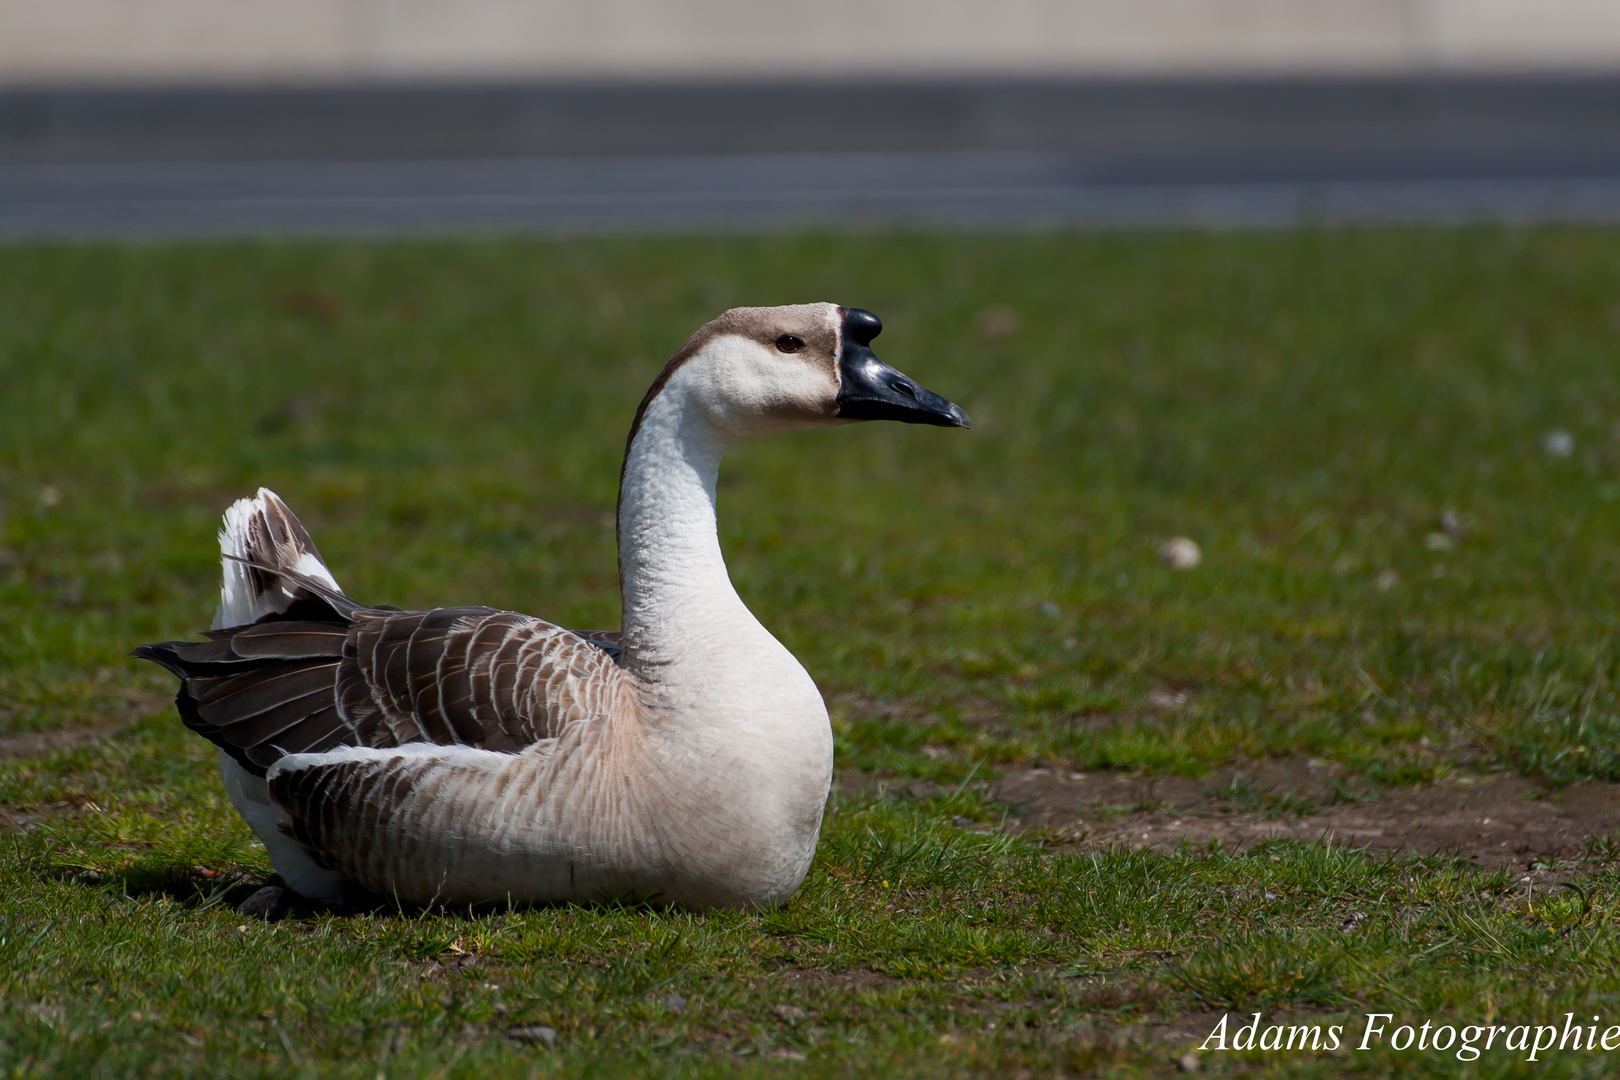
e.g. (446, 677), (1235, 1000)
(844, 308), (883, 347)
(835, 307), (970, 429)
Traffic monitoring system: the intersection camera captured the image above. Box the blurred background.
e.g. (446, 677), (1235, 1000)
(4, 0), (1620, 233)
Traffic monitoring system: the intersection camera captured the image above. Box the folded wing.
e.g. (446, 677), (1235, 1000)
(135, 576), (631, 777)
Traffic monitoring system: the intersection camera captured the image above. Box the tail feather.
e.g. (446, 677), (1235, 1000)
(134, 486), (356, 904)
(214, 488), (343, 630)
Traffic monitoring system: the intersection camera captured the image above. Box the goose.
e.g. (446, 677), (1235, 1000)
(135, 304), (968, 911)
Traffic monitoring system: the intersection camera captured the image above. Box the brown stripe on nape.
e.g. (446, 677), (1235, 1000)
(618, 319), (725, 492)
(615, 304), (836, 567)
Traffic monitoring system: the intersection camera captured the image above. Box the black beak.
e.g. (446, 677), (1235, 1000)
(834, 308), (971, 429)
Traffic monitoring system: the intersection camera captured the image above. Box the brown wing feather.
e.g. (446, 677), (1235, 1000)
(348, 608), (622, 748)
(135, 594), (633, 777)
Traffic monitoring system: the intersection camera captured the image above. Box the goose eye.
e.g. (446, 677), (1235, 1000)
(775, 334), (805, 354)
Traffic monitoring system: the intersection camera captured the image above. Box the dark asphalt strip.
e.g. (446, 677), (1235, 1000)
(6, 154), (1620, 236)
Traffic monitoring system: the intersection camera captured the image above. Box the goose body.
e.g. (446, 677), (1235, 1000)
(136, 303), (968, 910)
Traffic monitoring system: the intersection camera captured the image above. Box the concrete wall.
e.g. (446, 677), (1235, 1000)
(4, 0), (1620, 84)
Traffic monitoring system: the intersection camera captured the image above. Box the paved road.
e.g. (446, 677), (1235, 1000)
(7, 153), (1620, 236)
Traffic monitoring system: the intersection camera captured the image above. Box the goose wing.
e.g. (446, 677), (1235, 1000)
(135, 570), (633, 777)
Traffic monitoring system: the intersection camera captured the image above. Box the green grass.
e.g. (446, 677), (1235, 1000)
(4, 230), (1620, 1076)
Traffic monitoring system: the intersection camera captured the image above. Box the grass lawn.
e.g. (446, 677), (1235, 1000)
(4, 230), (1620, 1077)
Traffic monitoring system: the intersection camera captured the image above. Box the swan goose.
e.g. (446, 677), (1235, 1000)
(136, 304), (969, 911)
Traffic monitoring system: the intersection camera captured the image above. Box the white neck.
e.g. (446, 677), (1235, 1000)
(618, 369), (734, 657)
(615, 366), (809, 723)
(608, 335), (835, 904)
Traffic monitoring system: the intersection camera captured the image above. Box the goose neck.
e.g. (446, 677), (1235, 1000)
(615, 378), (750, 671)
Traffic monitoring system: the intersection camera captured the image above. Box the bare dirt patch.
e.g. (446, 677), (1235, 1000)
(843, 760), (1620, 866)
(0, 718), (143, 832)
(0, 722), (125, 762)
(0, 801), (77, 831)
(998, 763), (1620, 865)
(771, 968), (895, 994)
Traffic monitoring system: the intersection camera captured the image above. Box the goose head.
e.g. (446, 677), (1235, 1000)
(647, 302), (970, 439)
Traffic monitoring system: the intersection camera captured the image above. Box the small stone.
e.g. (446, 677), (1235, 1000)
(1178, 1051), (1202, 1072)
(663, 993), (686, 1013)
(772, 1004), (808, 1025)
(1544, 430), (1575, 457)
(1373, 568), (1400, 592)
(1148, 689), (1188, 711)
(976, 306), (1021, 340)
(1439, 509), (1465, 538)
(1424, 532), (1454, 551)
(238, 885), (292, 922)
(1038, 600), (1063, 618)
(36, 485), (62, 510)
(1158, 537), (1201, 570)
(506, 1025), (558, 1046)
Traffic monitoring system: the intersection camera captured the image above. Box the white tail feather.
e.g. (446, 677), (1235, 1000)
(211, 488), (352, 903)
(213, 488), (344, 630)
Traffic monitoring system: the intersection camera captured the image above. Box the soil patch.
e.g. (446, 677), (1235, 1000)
(0, 720), (138, 832)
(0, 801), (81, 831)
(770, 968), (895, 994)
(0, 722), (125, 762)
(842, 760), (1620, 866)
